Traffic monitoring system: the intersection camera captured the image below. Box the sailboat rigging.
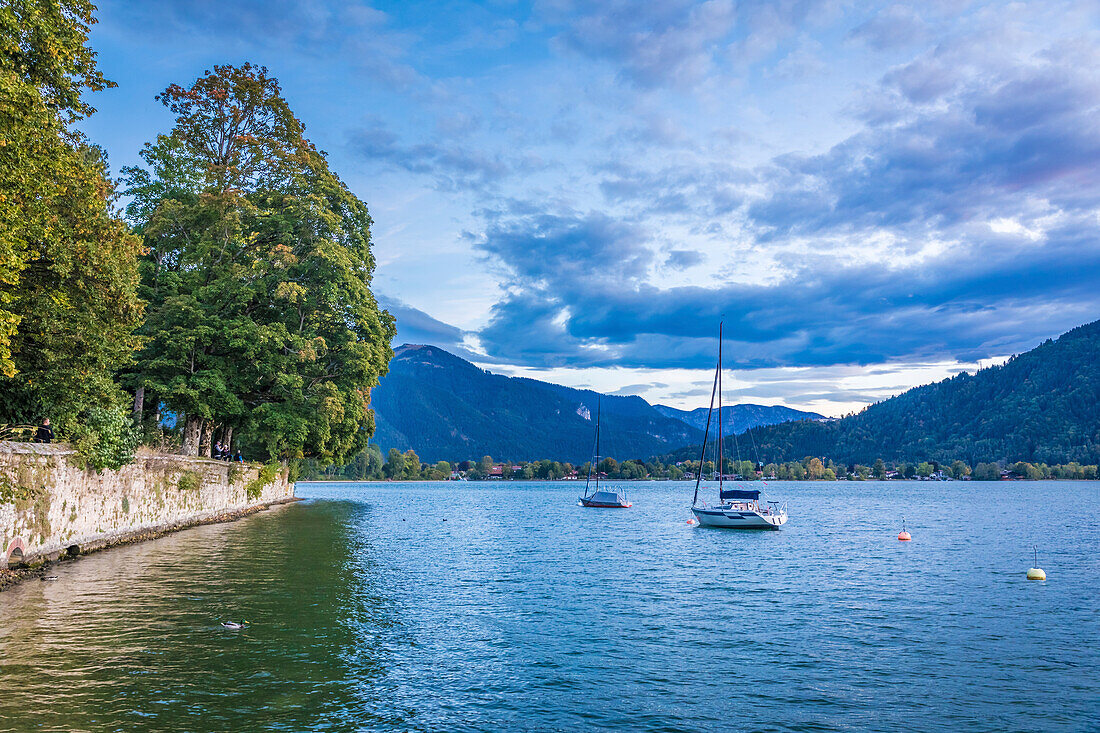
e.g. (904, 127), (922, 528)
(690, 323), (788, 529)
(579, 397), (631, 508)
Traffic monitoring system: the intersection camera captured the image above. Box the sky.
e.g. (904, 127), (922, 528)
(81, 0), (1100, 416)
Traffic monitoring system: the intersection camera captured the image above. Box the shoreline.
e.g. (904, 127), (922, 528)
(0, 496), (302, 594)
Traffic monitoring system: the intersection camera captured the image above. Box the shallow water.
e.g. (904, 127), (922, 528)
(1, 480), (1097, 732)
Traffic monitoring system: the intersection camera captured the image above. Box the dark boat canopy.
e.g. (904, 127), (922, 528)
(720, 489), (760, 500)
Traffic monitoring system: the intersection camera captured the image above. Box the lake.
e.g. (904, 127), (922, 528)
(1, 480), (1097, 732)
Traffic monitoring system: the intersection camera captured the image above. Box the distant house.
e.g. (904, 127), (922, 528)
(489, 465), (504, 478)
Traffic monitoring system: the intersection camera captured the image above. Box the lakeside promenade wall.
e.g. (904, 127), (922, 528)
(0, 442), (294, 568)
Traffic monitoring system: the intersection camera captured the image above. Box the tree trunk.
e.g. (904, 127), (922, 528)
(132, 386), (145, 418)
(223, 426), (233, 458)
(200, 421), (213, 458)
(182, 416), (202, 456)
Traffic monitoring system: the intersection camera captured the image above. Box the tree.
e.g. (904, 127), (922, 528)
(476, 455), (493, 479)
(873, 459), (886, 479)
(916, 461), (934, 478)
(597, 456), (618, 476)
(950, 460), (970, 479)
(0, 1), (144, 452)
(806, 457), (825, 479)
(122, 64), (394, 462)
(403, 449), (421, 479)
(383, 448), (406, 479)
(973, 462), (1000, 481)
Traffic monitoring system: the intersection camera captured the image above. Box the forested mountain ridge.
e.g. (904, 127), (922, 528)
(653, 404), (825, 433)
(369, 345), (704, 463)
(368, 345), (824, 463)
(665, 319), (1100, 466)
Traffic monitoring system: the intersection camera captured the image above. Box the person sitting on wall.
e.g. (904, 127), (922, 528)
(214, 441), (224, 460)
(34, 418), (53, 444)
(234, 450), (244, 463)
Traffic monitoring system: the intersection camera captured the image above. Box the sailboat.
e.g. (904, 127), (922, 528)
(578, 398), (631, 508)
(690, 323), (787, 529)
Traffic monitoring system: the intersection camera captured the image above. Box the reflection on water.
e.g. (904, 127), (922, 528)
(1, 481), (1098, 732)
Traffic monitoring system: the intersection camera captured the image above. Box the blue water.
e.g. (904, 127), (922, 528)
(1, 480), (1097, 731)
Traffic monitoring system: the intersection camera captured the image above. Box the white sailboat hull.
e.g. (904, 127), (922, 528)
(692, 505), (787, 529)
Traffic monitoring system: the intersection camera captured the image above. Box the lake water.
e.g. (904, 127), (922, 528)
(1, 480), (1098, 732)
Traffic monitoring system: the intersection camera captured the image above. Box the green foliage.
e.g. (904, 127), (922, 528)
(123, 64), (394, 463)
(717, 321), (1100, 466)
(0, 473), (43, 505)
(245, 461), (280, 500)
(227, 463), (244, 485)
(177, 471), (200, 492)
(368, 345), (702, 464)
(64, 406), (139, 471)
(0, 1), (144, 417)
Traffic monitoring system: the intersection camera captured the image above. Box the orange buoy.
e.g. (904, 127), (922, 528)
(898, 530), (911, 541)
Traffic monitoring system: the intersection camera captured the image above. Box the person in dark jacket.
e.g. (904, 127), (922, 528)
(35, 418), (53, 444)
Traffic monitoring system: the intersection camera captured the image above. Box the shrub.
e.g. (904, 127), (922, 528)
(177, 471), (200, 492)
(245, 461), (280, 501)
(64, 407), (139, 472)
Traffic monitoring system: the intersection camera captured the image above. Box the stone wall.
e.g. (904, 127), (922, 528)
(0, 442), (294, 567)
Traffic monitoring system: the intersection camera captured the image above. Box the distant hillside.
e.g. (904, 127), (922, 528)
(370, 345), (706, 463)
(654, 403), (825, 434)
(664, 319), (1100, 466)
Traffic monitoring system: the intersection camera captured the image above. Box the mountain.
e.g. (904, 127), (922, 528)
(664, 319), (1100, 466)
(369, 345), (706, 463)
(653, 403), (825, 434)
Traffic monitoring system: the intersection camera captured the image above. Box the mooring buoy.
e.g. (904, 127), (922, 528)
(1027, 547), (1045, 580)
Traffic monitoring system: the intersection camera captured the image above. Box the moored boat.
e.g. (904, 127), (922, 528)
(578, 398), (631, 508)
(690, 323), (787, 529)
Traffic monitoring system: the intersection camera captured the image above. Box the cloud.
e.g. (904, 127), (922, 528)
(610, 381), (669, 395)
(477, 211), (654, 283)
(349, 121), (534, 192)
(848, 5), (931, 51)
(469, 200), (1100, 370)
(549, 0), (738, 88)
(375, 294), (483, 361)
(665, 250), (706, 270)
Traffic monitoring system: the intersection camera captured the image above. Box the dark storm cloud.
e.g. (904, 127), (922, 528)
(472, 204), (1100, 369)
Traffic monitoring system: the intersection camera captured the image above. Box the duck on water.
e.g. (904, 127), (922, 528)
(690, 323), (788, 530)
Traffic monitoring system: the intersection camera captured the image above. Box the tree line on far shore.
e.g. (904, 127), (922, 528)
(301, 448), (1100, 481)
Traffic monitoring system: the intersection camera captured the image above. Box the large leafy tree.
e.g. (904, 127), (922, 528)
(124, 64), (395, 464)
(0, 1), (143, 426)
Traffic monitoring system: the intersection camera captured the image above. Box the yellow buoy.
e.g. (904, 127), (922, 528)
(1027, 547), (1045, 580)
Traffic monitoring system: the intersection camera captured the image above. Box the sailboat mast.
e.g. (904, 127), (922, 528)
(595, 397), (601, 492)
(718, 322), (724, 495)
(692, 322), (722, 507)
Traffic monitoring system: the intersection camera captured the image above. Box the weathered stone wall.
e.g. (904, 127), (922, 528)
(0, 442), (294, 567)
